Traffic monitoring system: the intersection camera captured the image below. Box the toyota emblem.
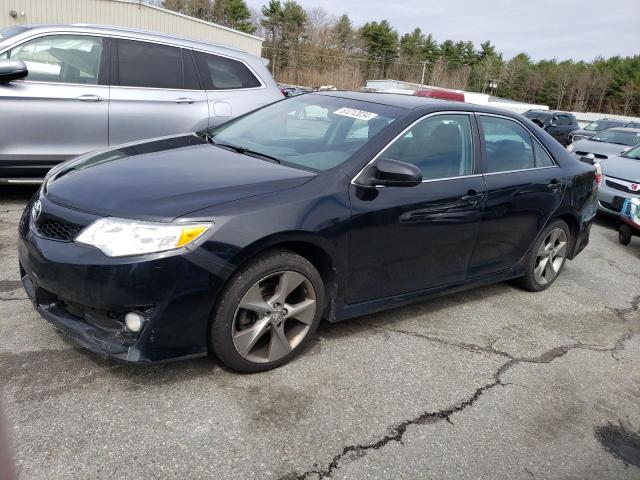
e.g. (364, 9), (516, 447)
(632, 183), (639, 192)
(31, 200), (42, 221)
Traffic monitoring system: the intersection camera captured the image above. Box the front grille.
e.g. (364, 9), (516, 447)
(599, 201), (621, 213)
(605, 179), (639, 195)
(36, 220), (83, 241)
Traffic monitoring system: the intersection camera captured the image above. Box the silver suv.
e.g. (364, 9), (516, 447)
(0, 24), (283, 182)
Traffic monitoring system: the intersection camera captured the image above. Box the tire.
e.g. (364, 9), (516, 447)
(619, 224), (632, 246)
(209, 249), (324, 373)
(514, 219), (571, 292)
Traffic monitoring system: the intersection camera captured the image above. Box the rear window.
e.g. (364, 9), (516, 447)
(584, 120), (625, 132)
(591, 129), (640, 146)
(523, 111), (549, 122)
(194, 51), (261, 90)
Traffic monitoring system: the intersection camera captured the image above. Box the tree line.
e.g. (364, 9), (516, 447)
(161, 0), (640, 116)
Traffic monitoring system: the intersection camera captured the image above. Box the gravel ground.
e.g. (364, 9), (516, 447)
(1, 186), (639, 479)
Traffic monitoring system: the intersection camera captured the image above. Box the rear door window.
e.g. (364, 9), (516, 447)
(479, 116), (536, 173)
(116, 39), (182, 89)
(193, 51), (261, 90)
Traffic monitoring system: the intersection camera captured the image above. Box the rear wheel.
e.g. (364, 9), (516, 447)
(209, 250), (324, 373)
(515, 219), (571, 292)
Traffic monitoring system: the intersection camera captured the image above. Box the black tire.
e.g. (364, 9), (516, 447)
(619, 224), (632, 246)
(514, 219), (571, 292)
(209, 249), (324, 373)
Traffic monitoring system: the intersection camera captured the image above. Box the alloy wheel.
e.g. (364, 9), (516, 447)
(232, 271), (317, 363)
(533, 228), (568, 286)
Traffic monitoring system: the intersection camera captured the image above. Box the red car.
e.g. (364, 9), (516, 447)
(414, 88), (465, 102)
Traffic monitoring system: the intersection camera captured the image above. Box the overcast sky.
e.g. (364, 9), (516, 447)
(244, 0), (640, 61)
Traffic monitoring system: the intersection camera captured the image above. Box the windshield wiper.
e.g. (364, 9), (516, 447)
(199, 132), (281, 164)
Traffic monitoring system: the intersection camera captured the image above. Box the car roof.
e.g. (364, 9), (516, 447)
(4, 24), (258, 60)
(526, 110), (574, 116)
(593, 118), (626, 123)
(602, 127), (640, 133)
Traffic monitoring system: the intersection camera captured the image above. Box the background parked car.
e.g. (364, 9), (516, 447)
(595, 143), (640, 215)
(523, 110), (580, 146)
(0, 24), (283, 182)
(413, 88), (465, 102)
(568, 118), (628, 143)
(567, 127), (640, 161)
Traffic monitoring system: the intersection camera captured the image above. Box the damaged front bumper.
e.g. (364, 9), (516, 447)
(18, 199), (226, 363)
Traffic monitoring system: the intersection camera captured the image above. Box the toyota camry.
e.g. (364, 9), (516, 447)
(18, 92), (598, 372)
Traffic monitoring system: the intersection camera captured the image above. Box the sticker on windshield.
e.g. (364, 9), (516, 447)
(333, 107), (378, 121)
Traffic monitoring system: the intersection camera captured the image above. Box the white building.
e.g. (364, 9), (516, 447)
(0, 0), (263, 56)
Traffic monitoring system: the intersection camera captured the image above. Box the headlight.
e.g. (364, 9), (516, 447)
(566, 144), (574, 152)
(75, 218), (213, 257)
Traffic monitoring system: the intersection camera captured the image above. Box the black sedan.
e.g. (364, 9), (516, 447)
(18, 92), (598, 372)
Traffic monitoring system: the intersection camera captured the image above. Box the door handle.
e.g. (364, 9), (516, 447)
(548, 180), (562, 191)
(460, 191), (484, 206)
(76, 94), (104, 102)
(175, 97), (195, 104)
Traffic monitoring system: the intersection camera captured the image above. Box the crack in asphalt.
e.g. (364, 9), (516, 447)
(283, 329), (637, 480)
(611, 295), (640, 318)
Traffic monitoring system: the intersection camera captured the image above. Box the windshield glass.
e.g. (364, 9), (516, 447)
(590, 129), (640, 146)
(585, 120), (624, 132)
(622, 144), (640, 160)
(205, 94), (404, 172)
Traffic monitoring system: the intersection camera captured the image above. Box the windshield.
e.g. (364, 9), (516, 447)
(204, 94), (404, 172)
(622, 144), (640, 160)
(585, 120), (624, 132)
(590, 129), (640, 146)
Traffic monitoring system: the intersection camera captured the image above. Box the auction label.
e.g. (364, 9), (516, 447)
(333, 107), (379, 121)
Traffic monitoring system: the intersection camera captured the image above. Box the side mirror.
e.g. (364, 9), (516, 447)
(0, 60), (28, 83)
(549, 119), (558, 127)
(360, 158), (422, 188)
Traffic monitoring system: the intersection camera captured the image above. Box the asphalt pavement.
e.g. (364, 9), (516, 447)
(1, 186), (639, 479)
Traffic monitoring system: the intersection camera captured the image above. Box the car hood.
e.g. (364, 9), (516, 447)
(45, 134), (316, 220)
(571, 139), (631, 158)
(600, 156), (640, 182)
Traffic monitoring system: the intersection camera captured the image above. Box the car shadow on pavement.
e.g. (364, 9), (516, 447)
(0, 186), (38, 202)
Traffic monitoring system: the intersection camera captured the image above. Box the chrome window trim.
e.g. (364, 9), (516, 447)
(0, 31), (266, 91)
(351, 111), (478, 186)
(477, 112), (559, 168)
(483, 165), (560, 176)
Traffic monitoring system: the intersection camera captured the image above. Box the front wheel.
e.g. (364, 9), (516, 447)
(619, 224), (632, 246)
(209, 250), (324, 373)
(514, 219), (571, 292)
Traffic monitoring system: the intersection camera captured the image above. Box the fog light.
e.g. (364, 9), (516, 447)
(125, 312), (145, 332)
